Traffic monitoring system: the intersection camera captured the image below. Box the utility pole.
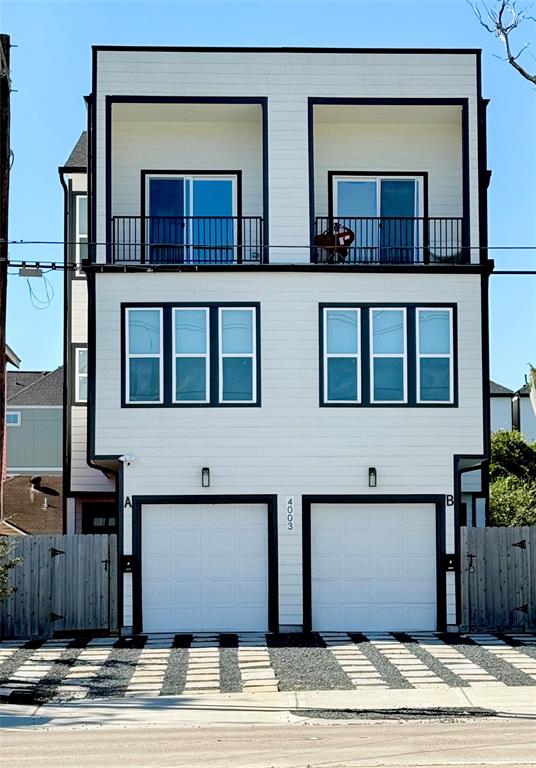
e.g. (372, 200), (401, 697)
(0, 34), (11, 520)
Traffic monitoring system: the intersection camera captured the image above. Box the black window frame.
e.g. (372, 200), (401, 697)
(319, 302), (458, 408)
(121, 302), (261, 408)
(71, 343), (89, 405)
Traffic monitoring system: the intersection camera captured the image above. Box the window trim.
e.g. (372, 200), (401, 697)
(416, 307), (454, 405)
(125, 307), (164, 405)
(218, 306), (257, 405)
(75, 346), (88, 404)
(172, 307), (210, 404)
(322, 307), (361, 404)
(319, 303), (457, 408)
(121, 303), (261, 408)
(75, 194), (88, 273)
(6, 410), (21, 427)
(370, 307), (408, 404)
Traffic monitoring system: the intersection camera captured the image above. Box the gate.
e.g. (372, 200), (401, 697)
(0, 534), (118, 639)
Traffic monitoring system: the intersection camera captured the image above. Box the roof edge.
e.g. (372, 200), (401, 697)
(92, 45), (482, 55)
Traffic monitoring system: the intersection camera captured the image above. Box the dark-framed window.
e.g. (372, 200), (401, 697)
(320, 303), (457, 407)
(122, 303), (261, 408)
(71, 344), (88, 404)
(82, 502), (118, 535)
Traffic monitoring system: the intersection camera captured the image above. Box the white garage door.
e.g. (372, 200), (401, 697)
(311, 503), (437, 631)
(142, 503), (268, 633)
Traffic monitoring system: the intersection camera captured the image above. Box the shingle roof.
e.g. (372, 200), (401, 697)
(7, 371), (48, 401)
(64, 131), (87, 169)
(7, 367), (63, 406)
(2, 475), (63, 535)
(517, 383), (531, 395)
(490, 380), (514, 396)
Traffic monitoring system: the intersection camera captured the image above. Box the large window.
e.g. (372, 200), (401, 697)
(320, 304), (456, 407)
(323, 308), (360, 403)
(417, 308), (453, 403)
(126, 308), (163, 404)
(76, 195), (88, 266)
(124, 304), (259, 407)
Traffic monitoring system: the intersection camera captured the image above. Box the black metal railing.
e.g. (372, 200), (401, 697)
(313, 217), (466, 265)
(111, 216), (264, 264)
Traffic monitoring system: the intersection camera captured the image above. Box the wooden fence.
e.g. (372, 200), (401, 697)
(0, 534), (118, 639)
(460, 526), (536, 632)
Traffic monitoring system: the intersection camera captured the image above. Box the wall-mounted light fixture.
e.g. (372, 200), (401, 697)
(368, 467), (377, 488)
(202, 467), (210, 488)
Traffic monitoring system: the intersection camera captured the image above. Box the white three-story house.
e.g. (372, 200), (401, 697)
(67, 46), (492, 635)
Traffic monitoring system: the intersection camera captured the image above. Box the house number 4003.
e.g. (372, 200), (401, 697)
(286, 497), (294, 531)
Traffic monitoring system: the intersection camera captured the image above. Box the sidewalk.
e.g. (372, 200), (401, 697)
(2, 685), (536, 731)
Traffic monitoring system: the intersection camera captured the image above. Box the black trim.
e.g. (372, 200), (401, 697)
(94, 45), (482, 54)
(131, 494), (278, 633)
(302, 494), (447, 632)
(83, 262), (493, 275)
(327, 171), (429, 222)
(59, 170), (70, 530)
(71, 343), (88, 406)
(121, 302), (261, 408)
(319, 303), (458, 408)
(308, 98), (471, 265)
(103, 97), (268, 264)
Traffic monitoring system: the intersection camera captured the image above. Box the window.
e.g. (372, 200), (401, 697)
(323, 308), (360, 403)
(126, 308), (163, 404)
(219, 308), (256, 403)
(371, 308), (407, 403)
(76, 195), (88, 266)
(320, 304), (456, 407)
(417, 308), (453, 403)
(75, 347), (88, 403)
(173, 308), (210, 403)
(6, 411), (21, 427)
(123, 304), (259, 407)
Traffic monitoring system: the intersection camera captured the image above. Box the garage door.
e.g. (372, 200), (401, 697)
(311, 503), (437, 631)
(142, 503), (268, 632)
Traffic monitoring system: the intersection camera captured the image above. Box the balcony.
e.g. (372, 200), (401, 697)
(313, 217), (467, 265)
(111, 216), (264, 265)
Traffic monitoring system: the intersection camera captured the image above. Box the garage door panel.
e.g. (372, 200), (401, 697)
(142, 503), (269, 633)
(311, 503), (437, 632)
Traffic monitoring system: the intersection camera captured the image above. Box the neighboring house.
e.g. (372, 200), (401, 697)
(6, 367), (63, 474)
(60, 133), (117, 535)
(71, 46), (492, 635)
(0, 475), (63, 535)
(1, 344), (21, 523)
(513, 383), (536, 443)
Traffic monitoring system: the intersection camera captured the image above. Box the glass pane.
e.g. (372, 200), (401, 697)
(129, 358), (160, 402)
(326, 310), (358, 354)
(373, 358), (404, 401)
(192, 179), (234, 263)
(175, 358), (206, 401)
(372, 310), (404, 354)
(128, 310), (160, 354)
(222, 357), (253, 401)
(419, 310), (451, 354)
(149, 178), (184, 263)
(6, 412), (19, 425)
(79, 236), (88, 263)
(420, 357), (450, 401)
(149, 178), (184, 217)
(380, 180), (416, 217)
(78, 376), (88, 402)
(78, 348), (88, 374)
(193, 179), (233, 216)
(222, 309), (253, 354)
(337, 180), (377, 217)
(77, 196), (87, 236)
(327, 357), (358, 401)
(175, 310), (207, 354)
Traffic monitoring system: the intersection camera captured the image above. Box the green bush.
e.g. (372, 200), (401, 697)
(0, 537), (23, 600)
(489, 476), (536, 526)
(490, 429), (536, 482)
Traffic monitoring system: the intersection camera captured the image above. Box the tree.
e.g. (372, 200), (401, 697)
(0, 537), (22, 600)
(489, 428), (536, 481)
(489, 430), (536, 525)
(470, 0), (536, 85)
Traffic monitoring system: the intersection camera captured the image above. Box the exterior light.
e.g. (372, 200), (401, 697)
(202, 467), (210, 488)
(368, 467), (377, 488)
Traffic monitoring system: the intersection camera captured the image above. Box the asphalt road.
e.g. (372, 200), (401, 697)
(3, 719), (536, 767)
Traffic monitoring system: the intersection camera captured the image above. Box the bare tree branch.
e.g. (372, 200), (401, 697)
(469, 0), (536, 84)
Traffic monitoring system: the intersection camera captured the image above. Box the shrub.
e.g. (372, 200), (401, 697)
(489, 476), (536, 527)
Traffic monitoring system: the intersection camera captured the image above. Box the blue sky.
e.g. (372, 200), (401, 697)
(2, 0), (535, 390)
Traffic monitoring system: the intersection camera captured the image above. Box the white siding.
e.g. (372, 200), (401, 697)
(70, 406), (116, 493)
(314, 117), (462, 219)
(490, 396), (512, 432)
(71, 280), (88, 343)
(95, 270), (483, 625)
(520, 396), (536, 443)
(94, 51), (481, 265)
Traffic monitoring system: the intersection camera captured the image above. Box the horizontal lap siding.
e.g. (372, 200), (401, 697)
(112, 117), (263, 218)
(314, 119), (462, 218)
(70, 406), (115, 493)
(71, 280), (88, 343)
(94, 51), (480, 264)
